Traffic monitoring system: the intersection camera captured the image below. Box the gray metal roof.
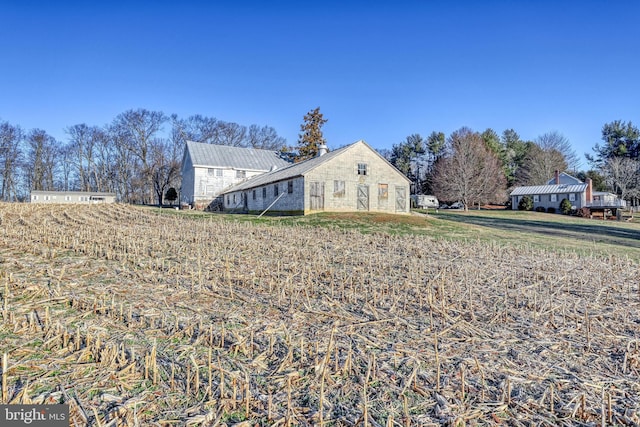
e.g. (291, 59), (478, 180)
(510, 183), (587, 196)
(223, 143), (354, 192)
(223, 140), (410, 193)
(185, 140), (291, 171)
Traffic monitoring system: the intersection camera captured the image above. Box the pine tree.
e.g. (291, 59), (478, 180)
(295, 107), (327, 161)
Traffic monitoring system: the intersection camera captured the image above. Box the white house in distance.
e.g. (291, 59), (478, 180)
(180, 141), (291, 210)
(221, 140), (412, 215)
(509, 171), (626, 212)
(31, 190), (116, 204)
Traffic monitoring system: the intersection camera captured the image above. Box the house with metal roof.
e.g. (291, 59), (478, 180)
(221, 140), (412, 215)
(31, 190), (116, 204)
(509, 171), (626, 212)
(180, 141), (291, 209)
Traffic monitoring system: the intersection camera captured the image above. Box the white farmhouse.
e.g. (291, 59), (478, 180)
(222, 140), (411, 215)
(180, 141), (291, 210)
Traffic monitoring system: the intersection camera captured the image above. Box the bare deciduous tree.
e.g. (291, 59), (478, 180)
(518, 144), (568, 185)
(0, 120), (24, 201)
(604, 156), (640, 201)
(432, 127), (506, 210)
(111, 109), (168, 203)
(26, 129), (57, 192)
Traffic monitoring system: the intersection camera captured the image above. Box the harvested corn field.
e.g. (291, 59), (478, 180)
(0, 203), (639, 426)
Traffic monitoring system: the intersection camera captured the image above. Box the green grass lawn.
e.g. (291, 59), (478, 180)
(154, 207), (640, 261)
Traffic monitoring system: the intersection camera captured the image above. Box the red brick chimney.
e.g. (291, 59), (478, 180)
(586, 178), (593, 204)
(554, 170), (560, 184)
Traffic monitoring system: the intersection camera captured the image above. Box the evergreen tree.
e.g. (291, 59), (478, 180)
(295, 107), (327, 161)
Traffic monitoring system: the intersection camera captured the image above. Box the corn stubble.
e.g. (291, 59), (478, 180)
(0, 203), (639, 426)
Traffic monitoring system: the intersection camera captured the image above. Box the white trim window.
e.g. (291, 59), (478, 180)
(533, 195), (540, 202)
(569, 193), (576, 202)
(550, 194), (557, 202)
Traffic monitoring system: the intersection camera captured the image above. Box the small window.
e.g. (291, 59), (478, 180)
(216, 169), (223, 177)
(262, 187), (267, 198)
(274, 184), (279, 196)
(333, 180), (345, 197)
(533, 195), (540, 202)
(236, 170), (246, 179)
(550, 194), (557, 202)
(208, 168), (216, 176)
(233, 194), (237, 203)
(32, 195), (38, 201)
(288, 180), (293, 194)
(227, 196), (230, 204)
(569, 193), (576, 202)
(357, 163), (367, 175)
(378, 184), (389, 199)
(252, 190), (256, 200)
(44, 195), (50, 201)
(65, 196), (70, 201)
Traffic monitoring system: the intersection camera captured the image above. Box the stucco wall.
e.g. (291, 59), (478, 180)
(224, 177), (305, 214)
(305, 144), (410, 214)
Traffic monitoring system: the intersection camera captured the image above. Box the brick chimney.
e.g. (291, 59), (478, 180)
(586, 178), (593, 204)
(554, 170), (560, 184)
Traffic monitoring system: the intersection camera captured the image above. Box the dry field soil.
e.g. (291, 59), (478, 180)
(0, 204), (639, 426)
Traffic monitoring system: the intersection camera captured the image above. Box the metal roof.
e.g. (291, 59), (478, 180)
(223, 140), (411, 193)
(185, 140), (291, 171)
(510, 183), (587, 196)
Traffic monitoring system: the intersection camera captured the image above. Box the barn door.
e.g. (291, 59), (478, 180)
(357, 185), (369, 211)
(310, 181), (325, 210)
(395, 186), (407, 212)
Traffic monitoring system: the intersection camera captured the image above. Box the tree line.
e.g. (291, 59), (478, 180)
(0, 109), (288, 204)
(384, 123), (640, 210)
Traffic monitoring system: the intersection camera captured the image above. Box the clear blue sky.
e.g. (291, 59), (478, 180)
(1, 1), (639, 167)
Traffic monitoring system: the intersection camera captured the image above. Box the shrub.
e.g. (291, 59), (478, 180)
(560, 198), (572, 215)
(547, 207), (556, 214)
(535, 206), (546, 212)
(576, 207), (591, 217)
(165, 187), (178, 204)
(518, 196), (533, 211)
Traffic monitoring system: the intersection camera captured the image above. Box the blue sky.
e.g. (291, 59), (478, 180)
(1, 1), (639, 168)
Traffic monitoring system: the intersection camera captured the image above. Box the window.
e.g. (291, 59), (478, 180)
(227, 196), (230, 204)
(44, 195), (50, 201)
(65, 196), (70, 201)
(569, 193), (576, 202)
(216, 169), (223, 177)
(236, 170), (246, 179)
(288, 180), (293, 194)
(357, 163), (367, 175)
(233, 194), (237, 203)
(550, 194), (557, 202)
(274, 184), (279, 196)
(252, 190), (256, 200)
(533, 195), (540, 202)
(333, 180), (345, 197)
(262, 187), (267, 198)
(378, 183), (389, 199)
(207, 168), (216, 176)
(32, 195), (38, 201)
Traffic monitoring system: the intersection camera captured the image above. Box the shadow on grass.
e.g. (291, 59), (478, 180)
(436, 214), (640, 249)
